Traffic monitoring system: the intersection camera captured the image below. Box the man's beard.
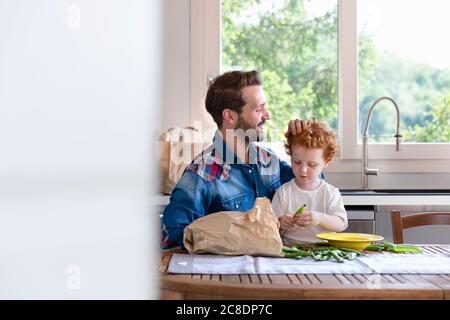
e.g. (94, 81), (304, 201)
(235, 116), (265, 143)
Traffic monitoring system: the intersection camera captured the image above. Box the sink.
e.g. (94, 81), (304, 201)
(340, 189), (450, 196)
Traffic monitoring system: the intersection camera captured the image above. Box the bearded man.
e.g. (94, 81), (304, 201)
(161, 70), (313, 249)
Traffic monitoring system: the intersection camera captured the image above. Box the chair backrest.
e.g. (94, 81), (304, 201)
(391, 210), (450, 244)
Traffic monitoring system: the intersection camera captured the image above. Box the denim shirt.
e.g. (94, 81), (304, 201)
(160, 131), (295, 249)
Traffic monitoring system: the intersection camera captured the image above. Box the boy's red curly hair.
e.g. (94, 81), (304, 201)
(284, 119), (338, 163)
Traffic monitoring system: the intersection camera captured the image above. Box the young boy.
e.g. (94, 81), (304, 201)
(271, 119), (347, 244)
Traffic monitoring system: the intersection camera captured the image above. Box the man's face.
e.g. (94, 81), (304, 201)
(235, 85), (271, 142)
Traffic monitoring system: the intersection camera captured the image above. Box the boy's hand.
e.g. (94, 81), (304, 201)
(278, 215), (295, 232)
(293, 211), (322, 227)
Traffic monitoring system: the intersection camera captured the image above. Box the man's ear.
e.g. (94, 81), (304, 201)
(322, 161), (330, 170)
(222, 108), (238, 127)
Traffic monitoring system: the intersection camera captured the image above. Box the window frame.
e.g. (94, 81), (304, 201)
(191, 0), (450, 171)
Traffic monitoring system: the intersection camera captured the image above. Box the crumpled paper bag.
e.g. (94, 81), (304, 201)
(183, 197), (283, 257)
(157, 126), (210, 195)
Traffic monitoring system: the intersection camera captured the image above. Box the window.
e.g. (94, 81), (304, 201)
(221, 0), (338, 142)
(192, 0), (450, 167)
(358, 0), (450, 143)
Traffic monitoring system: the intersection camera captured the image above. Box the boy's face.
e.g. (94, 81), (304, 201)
(291, 146), (328, 186)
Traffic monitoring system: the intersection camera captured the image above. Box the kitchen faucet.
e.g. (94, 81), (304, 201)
(361, 96), (402, 190)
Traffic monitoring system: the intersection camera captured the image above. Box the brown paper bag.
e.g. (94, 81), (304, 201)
(183, 198), (283, 257)
(157, 126), (210, 195)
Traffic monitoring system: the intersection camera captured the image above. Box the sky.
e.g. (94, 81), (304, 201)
(358, 0), (450, 70)
(307, 0), (450, 70)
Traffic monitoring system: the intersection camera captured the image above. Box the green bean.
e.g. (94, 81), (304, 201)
(310, 247), (336, 252)
(365, 244), (384, 251)
(391, 245), (422, 253)
(365, 242), (422, 254)
(312, 252), (330, 261)
(282, 246), (301, 253)
(284, 252), (306, 259)
(330, 251), (344, 263)
(282, 244), (369, 262)
(282, 246), (310, 257)
(337, 247), (364, 255)
(346, 252), (357, 260)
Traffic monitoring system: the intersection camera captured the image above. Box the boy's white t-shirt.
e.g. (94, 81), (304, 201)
(271, 179), (348, 244)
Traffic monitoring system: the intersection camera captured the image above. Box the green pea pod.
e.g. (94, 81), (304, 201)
(365, 242), (423, 254)
(282, 246), (301, 253)
(365, 244), (384, 251)
(321, 254), (331, 261)
(391, 245), (423, 253)
(293, 204), (306, 218)
(346, 252), (358, 260)
(282, 247), (310, 258)
(310, 252), (322, 261)
(392, 247), (422, 254)
(296, 251), (310, 257)
(338, 247), (364, 255)
(383, 241), (396, 251)
(284, 252), (304, 259)
(312, 254), (327, 261)
(310, 247), (336, 252)
(330, 251), (344, 263)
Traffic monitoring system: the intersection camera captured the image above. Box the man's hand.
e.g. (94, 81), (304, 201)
(293, 211), (322, 227)
(278, 215), (295, 232)
(284, 119), (310, 138)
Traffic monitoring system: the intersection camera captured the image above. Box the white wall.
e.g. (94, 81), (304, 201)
(0, 0), (161, 299)
(161, 0), (191, 130)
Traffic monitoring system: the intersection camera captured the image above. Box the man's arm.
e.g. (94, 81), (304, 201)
(161, 168), (211, 249)
(284, 119), (310, 138)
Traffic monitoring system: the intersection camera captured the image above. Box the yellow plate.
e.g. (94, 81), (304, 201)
(315, 233), (384, 251)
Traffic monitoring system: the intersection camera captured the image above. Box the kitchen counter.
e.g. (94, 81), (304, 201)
(153, 191), (450, 207)
(341, 190), (450, 206)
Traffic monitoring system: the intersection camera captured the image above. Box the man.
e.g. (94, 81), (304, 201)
(161, 70), (312, 249)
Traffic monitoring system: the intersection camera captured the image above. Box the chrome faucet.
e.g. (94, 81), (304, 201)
(361, 96), (402, 190)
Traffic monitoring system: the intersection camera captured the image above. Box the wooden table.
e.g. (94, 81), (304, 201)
(159, 245), (450, 300)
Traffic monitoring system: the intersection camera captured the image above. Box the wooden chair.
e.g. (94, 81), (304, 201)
(391, 210), (450, 244)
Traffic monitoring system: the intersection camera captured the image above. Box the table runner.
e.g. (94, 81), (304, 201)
(357, 252), (450, 274)
(168, 251), (450, 275)
(168, 253), (373, 274)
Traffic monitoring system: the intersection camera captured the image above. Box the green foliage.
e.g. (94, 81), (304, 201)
(222, 0), (450, 143)
(403, 95), (450, 142)
(359, 52), (450, 142)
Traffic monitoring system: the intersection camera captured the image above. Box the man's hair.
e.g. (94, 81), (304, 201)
(284, 119), (338, 163)
(205, 70), (261, 128)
